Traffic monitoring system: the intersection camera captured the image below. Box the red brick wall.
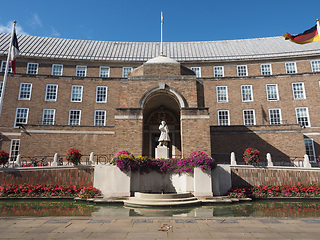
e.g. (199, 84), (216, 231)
(231, 167), (320, 187)
(0, 166), (94, 186)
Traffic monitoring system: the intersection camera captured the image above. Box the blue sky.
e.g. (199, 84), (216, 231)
(0, 0), (319, 42)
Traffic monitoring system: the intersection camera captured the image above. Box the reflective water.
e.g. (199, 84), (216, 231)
(1, 199), (320, 218)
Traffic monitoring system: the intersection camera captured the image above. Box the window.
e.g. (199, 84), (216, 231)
(311, 60), (320, 72)
(14, 108), (29, 127)
(241, 85), (253, 102)
(122, 67), (133, 78)
(42, 109), (55, 125)
(71, 85), (83, 102)
(214, 66), (224, 77)
(191, 67), (201, 78)
(68, 110), (81, 125)
(261, 64), (272, 75)
(1, 61), (12, 73)
(99, 66), (110, 77)
(285, 62), (297, 74)
(18, 83), (32, 100)
(45, 84), (58, 101)
(237, 65), (248, 76)
(9, 139), (20, 161)
(266, 84), (279, 101)
(218, 110), (230, 126)
(243, 109), (256, 125)
(96, 86), (108, 103)
(269, 108), (282, 125)
(295, 107), (310, 127)
(94, 110), (106, 126)
(27, 63), (39, 74)
(292, 82), (306, 100)
(76, 65), (87, 77)
(0, 81), (3, 99)
(216, 86), (228, 103)
(52, 64), (63, 76)
(304, 138), (316, 162)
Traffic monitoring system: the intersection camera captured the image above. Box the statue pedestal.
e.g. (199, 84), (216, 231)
(155, 146), (169, 159)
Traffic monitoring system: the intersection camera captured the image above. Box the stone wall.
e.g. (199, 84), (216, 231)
(231, 166), (320, 187)
(0, 166), (94, 186)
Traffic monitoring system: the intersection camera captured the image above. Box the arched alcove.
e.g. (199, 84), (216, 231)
(142, 89), (182, 158)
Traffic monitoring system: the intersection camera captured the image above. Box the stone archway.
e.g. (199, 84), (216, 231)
(142, 89), (182, 158)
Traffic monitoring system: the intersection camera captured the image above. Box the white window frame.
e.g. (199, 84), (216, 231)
(216, 86), (228, 103)
(295, 107), (310, 127)
(0, 81), (3, 99)
(76, 65), (87, 77)
(45, 84), (58, 101)
(218, 110), (230, 126)
(42, 109), (56, 125)
(304, 138), (316, 162)
(94, 110), (106, 126)
(237, 65), (248, 76)
(18, 83), (32, 100)
(9, 139), (20, 162)
(285, 62), (297, 74)
(122, 67), (133, 78)
(213, 66), (224, 77)
(99, 66), (110, 78)
(243, 109), (256, 125)
(191, 67), (201, 78)
(14, 108), (29, 128)
(52, 64), (63, 76)
(311, 60), (320, 72)
(96, 86), (108, 103)
(241, 85), (253, 102)
(26, 63), (39, 75)
(261, 64), (272, 75)
(1, 60), (12, 73)
(266, 84), (279, 101)
(68, 110), (81, 126)
(269, 108), (282, 125)
(70, 85), (83, 102)
(292, 82), (306, 100)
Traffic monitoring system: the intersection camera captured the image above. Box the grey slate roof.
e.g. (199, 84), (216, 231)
(1, 32), (320, 62)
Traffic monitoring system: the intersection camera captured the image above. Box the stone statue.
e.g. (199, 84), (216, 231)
(158, 121), (170, 146)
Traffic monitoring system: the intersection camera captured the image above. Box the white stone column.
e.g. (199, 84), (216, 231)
(230, 152), (237, 165)
(304, 154), (312, 168)
(194, 167), (213, 197)
(89, 152), (94, 165)
(52, 153), (59, 167)
(267, 153), (273, 167)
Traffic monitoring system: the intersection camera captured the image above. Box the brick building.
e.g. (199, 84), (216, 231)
(0, 33), (320, 164)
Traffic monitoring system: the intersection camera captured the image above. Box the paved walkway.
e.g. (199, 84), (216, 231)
(0, 216), (319, 239)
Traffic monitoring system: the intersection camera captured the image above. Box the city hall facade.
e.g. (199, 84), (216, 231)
(1, 32), (320, 164)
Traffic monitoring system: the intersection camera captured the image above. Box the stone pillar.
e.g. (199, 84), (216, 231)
(89, 152), (94, 165)
(180, 108), (211, 157)
(267, 153), (273, 167)
(194, 167), (213, 197)
(304, 154), (312, 168)
(15, 154), (21, 167)
(114, 108), (143, 156)
(52, 153), (59, 167)
(230, 152), (237, 165)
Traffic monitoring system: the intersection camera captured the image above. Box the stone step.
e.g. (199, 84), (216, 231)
(134, 192), (193, 199)
(127, 196), (199, 203)
(124, 199), (201, 207)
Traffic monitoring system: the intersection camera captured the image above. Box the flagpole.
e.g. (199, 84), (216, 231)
(317, 19), (320, 33)
(160, 11), (163, 55)
(0, 20), (16, 117)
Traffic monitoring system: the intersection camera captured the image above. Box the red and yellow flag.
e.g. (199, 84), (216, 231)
(283, 24), (320, 44)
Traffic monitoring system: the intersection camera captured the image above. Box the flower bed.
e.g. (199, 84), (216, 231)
(243, 148), (260, 165)
(0, 184), (101, 199)
(112, 151), (216, 173)
(228, 185), (320, 198)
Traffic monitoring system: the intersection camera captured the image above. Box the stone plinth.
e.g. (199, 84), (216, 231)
(155, 146), (169, 159)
